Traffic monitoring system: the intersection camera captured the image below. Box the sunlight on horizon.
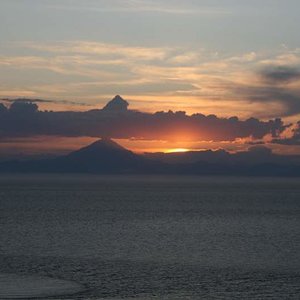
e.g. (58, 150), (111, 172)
(166, 148), (190, 153)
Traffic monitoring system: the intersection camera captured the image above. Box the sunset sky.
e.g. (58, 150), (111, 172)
(1, 1), (300, 156)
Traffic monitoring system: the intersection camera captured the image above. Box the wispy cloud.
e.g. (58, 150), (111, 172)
(21, 41), (170, 61)
(1, 41), (300, 119)
(47, 0), (230, 15)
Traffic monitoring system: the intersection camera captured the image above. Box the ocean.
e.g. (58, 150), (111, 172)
(0, 175), (300, 299)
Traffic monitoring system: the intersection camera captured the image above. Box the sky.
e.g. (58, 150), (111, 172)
(1, 0), (300, 155)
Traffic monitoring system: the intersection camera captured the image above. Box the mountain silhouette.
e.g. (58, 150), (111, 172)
(0, 139), (300, 176)
(102, 95), (129, 112)
(0, 138), (161, 174)
(59, 138), (152, 173)
(68, 138), (130, 159)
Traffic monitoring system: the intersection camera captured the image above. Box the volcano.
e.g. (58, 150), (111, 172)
(1, 139), (300, 176)
(0, 138), (161, 174)
(60, 138), (151, 173)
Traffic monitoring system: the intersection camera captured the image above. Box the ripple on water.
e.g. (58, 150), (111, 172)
(0, 273), (83, 299)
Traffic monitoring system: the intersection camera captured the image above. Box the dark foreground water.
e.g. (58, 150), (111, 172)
(0, 175), (300, 299)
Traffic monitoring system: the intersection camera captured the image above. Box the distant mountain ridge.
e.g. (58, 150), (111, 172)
(0, 139), (300, 176)
(58, 138), (154, 173)
(0, 138), (162, 174)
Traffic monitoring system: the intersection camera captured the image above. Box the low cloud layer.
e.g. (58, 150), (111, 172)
(0, 96), (289, 143)
(272, 122), (300, 145)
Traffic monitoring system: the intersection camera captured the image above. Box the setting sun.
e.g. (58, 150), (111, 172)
(166, 148), (190, 153)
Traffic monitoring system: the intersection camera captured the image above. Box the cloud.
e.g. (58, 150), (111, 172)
(47, 0), (230, 15)
(2, 41), (300, 118)
(21, 41), (170, 61)
(238, 65), (300, 117)
(9, 100), (38, 114)
(0, 96), (288, 143)
(229, 85), (300, 118)
(272, 122), (300, 145)
(1, 98), (91, 107)
(261, 66), (300, 83)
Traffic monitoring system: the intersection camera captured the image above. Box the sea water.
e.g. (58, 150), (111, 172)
(0, 175), (300, 299)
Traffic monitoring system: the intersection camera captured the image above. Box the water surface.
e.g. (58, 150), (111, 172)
(0, 175), (300, 299)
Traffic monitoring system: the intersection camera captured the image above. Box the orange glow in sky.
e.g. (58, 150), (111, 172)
(166, 148), (190, 153)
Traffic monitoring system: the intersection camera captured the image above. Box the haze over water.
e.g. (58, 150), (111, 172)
(1, 175), (300, 299)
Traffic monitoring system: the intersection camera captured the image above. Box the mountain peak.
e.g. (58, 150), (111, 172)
(87, 138), (126, 151)
(62, 138), (151, 173)
(66, 138), (131, 159)
(102, 95), (129, 112)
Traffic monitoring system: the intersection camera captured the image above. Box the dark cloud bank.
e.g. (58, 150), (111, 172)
(226, 65), (300, 119)
(261, 66), (300, 83)
(258, 66), (300, 118)
(273, 121), (300, 145)
(0, 95), (294, 143)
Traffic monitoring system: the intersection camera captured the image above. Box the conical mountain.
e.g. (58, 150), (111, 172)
(102, 95), (129, 112)
(0, 138), (164, 174)
(69, 138), (127, 156)
(61, 138), (149, 173)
